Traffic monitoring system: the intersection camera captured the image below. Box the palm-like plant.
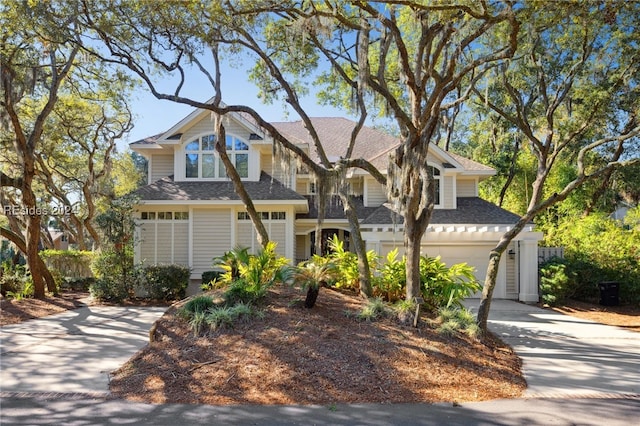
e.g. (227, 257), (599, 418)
(293, 255), (338, 308)
(213, 242), (292, 305)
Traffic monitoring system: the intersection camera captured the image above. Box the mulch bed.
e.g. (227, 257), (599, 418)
(109, 285), (526, 405)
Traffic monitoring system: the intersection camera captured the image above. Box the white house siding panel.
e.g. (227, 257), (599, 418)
(155, 223), (173, 263)
(296, 179), (308, 194)
(192, 209), (232, 276)
(150, 155), (174, 183)
(236, 221), (258, 252)
(365, 178), (387, 207)
(182, 117), (247, 144)
(139, 223), (156, 264)
(173, 223), (189, 264)
(457, 179), (477, 197)
(443, 176), (454, 209)
(270, 223), (287, 257)
(261, 153), (290, 186)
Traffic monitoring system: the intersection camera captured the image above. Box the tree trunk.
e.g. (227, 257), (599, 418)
(476, 248), (504, 335)
(23, 188), (46, 299)
(404, 215), (423, 300)
(0, 227), (56, 294)
(338, 189), (372, 297)
(304, 285), (319, 308)
(214, 116), (270, 247)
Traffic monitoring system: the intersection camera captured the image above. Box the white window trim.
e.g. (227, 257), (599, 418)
(182, 132), (249, 181)
(428, 164), (443, 209)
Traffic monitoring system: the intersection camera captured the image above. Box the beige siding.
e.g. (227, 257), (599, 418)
(295, 179), (308, 194)
(139, 223), (155, 263)
(156, 223), (173, 262)
(261, 153), (290, 185)
(457, 179), (477, 197)
(236, 221), (258, 251)
(150, 155), (174, 182)
(173, 223), (189, 264)
(366, 178), (387, 206)
(270, 223), (287, 256)
(192, 209), (232, 275)
(182, 116), (247, 143)
(443, 176), (454, 208)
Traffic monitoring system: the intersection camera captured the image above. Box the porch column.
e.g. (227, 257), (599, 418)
(518, 238), (540, 303)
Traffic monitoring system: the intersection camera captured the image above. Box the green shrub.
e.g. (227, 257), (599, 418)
(89, 277), (130, 303)
(435, 307), (479, 339)
(201, 270), (223, 290)
(180, 295), (215, 318)
(544, 214), (640, 304)
(393, 298), (417, 324)
(224, 278), (267, 305)
(63, 277), (95, 291)
(327, 235), (378, 291)
(204, 303), (256, 331)
(137, 264), (190, 301)
(189, 311), (207, 335)
(539, 258), (577, 306)
(372, 248), (405, 302)
(40, 249), (94, 279)
(1, 262), (34, 299)
(215, 242), (292, 305)
(420, 256), (481, 310)
(90, 249), (135, 302)
(357, 297), (389, 321)
(291, 256), (338, 308)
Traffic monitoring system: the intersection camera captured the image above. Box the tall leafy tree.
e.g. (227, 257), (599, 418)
(1, 1), (135, 297)
(81, 0), (517, 300)
(470, 2), (640, 333)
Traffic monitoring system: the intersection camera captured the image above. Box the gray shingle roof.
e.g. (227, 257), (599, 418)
(271, 118), (398, 164)
(134, 172), (306, 202)
(130, 133), (164, 146)
(296, 195), (380, 220)
(361, 197), (522, 225)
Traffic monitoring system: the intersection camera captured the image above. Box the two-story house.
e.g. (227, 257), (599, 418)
(130, 107), (541, 302)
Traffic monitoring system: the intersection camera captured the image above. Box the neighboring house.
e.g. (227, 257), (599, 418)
(49, 230), (71, 250)
(130, 108), (542, 302)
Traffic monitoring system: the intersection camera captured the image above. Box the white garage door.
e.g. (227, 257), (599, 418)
(380, 243), (505, 299)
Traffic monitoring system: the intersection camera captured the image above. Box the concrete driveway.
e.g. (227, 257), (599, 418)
(0, 305), (166, 395)
(465, 299), (640, 397)
(1, 299), (639, 425)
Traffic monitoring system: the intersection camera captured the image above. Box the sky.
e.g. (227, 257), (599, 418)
(122, 60), (351, 149)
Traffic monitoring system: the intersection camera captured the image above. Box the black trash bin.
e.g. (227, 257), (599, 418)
(598, 281), (619, 306)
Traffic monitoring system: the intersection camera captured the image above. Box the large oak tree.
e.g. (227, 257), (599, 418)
(81, 0), (517, 300)
(470, 2), (640, 333)
(1, 1), (135, 297)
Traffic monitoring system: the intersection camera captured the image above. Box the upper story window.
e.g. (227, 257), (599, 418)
(429, 165), (442, 206)
(185, 134), (249, 179)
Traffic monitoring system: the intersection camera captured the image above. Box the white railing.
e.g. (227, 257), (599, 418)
(538, 247), (564, 264)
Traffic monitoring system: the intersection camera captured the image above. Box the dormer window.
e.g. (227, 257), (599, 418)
(184, 134), (249, 179)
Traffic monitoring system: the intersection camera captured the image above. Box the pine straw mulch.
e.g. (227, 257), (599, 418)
(109, 285), (526, 406)
(0, 291), (89, 326)
(549, 299), (640, 333)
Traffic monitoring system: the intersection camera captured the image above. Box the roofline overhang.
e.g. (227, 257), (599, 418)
(156, 100), (266, 143)
(136, 199), (309, 212)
